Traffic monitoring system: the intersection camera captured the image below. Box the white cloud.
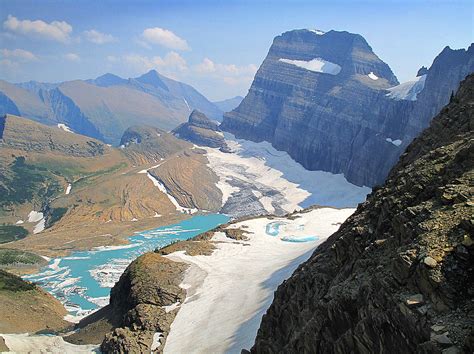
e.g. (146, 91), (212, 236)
(83, 29), (116, 44)
(124, 51), (188, 74)
(0, 58), (18, 71)
(106, 55), (119, 63)
(64, 53), (80, 62)
(3, 15), (72, 42)
(194, 57), (258, 81)
(195, 57), (216, 73)
(141, 27), (190, 50)
(0, 48), (38, 61)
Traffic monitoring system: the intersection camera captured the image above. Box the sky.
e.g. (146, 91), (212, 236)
(0, 0), (472, 101)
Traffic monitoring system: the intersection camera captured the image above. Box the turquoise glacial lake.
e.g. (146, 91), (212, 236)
(25, 214), (229, 317)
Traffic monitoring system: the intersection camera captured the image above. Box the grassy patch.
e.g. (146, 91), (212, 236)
(0, 249), (45, 265)
(0, 225), (28, 244)
(0, 156), (61, 208)
(73, 162), (127, 188)
(0, 269), (35, 292)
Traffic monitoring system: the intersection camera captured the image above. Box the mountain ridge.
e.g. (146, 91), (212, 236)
(0, 70), (224, 144)
(221, 29), (473, 187)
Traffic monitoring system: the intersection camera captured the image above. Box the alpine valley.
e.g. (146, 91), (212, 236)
(0, 12), (472, 354)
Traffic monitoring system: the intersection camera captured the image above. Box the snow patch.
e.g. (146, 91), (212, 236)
(308, 29), (325, 35)
(163, 301), (181, 313)
(386, 138), (402, 146)
(279, 57), (341, 75)
(386, 74), (427, 101)
(28, 211), (43, 223)
(146, 172), (197, 214)
(29, 211), (45, 234)
(183, 98), (191, 111)
(151, 332), (163, 352)
(1, 333), (98, 353)
(57, 123), (73, 133)
(368, 72), (378, 80)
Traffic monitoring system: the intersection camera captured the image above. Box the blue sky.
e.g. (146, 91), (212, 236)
(0, 0), (472, 100)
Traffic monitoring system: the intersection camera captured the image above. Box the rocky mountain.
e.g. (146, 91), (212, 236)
(213, 95), (244, 112)
(221, 29), (474, 186)
(251, 74), (474, 353)
(0, 70), (223, 144)
(173, 109), (229, 151)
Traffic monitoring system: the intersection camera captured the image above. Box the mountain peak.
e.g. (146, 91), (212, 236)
(92, 73), (126, 87)
(135, 69), (168, 90)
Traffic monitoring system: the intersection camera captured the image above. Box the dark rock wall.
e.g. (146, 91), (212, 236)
(222, 30), (473, 187)
(251, 74), (474, 353)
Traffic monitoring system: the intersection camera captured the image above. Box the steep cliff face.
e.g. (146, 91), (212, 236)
(173, 110), (229, 151)
(0, 93), (20, 117)
(252, 75), (474, 353)
(221, 29), (473, 186)
(39, 88), (105, 141)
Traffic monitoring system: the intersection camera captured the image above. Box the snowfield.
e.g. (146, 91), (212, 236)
(205, 134), (369, 217)
(279, 57), (342, 75)
(164, 207), (355, 353)
(386, 74), (427, 101)
(0, 333), (98, 353)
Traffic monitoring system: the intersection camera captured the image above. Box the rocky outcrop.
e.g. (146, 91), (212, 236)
(99, 252), (188, 353)
(251, 75), (474, 353)
(221, 29), (473, 186)
(173, 110), (230, 151)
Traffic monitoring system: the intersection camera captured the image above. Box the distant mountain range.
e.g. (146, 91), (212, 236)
(0, 70), (224, 145)
(221, 29), (474, 187)
(213, 96), (244, 112)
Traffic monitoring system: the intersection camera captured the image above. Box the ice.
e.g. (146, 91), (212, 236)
(386, 74), (427, 101)
(205, 133), (370, 215)
(279, 57), (341, 75)
(164, 207), (354, 353)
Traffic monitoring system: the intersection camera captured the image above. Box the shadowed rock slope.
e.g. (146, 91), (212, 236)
(251, 74), (474, 353)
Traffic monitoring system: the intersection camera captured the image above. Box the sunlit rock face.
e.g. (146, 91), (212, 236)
(222, 29), (474, 187)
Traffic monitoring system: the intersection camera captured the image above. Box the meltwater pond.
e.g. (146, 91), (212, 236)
(25, 214), (229, 318)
